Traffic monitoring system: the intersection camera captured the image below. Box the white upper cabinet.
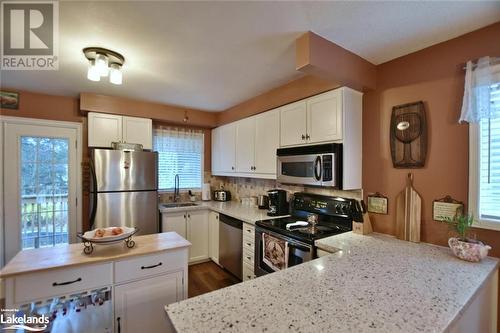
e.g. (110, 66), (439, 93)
(88, 112), (122, 148)
(280, 100), (307, 147)
(280, 89), (344, 146)
(88, 112), (152, 149)
(307, 89), (342, 143)
(122, 116), (153, 150)
(219, 123), (236, 173)
(235, 117), (256, 173)
(254, 108), (280, 174)
(212, 108), (280, 178)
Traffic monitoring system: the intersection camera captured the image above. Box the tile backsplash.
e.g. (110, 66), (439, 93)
(207, 173), (362, 202)
(159, 172), (362, 203)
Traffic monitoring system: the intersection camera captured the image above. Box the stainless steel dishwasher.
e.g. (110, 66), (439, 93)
(219, 214), (243, 280)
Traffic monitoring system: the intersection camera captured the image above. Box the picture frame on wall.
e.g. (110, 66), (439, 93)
(367, 193), (388, 214)
(0, 91), (19, 110)
(433, 195), (464, 221)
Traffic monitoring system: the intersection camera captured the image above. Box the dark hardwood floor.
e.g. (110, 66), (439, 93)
(188, 261), (241, 298)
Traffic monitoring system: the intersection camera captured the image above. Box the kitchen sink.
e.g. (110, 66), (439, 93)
(161, 202), (199, 208)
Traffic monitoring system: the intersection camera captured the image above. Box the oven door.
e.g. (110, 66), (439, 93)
(277, 154), (323, 186)
(254, 227), (314, 276)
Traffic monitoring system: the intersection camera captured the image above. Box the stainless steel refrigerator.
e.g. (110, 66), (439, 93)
(89, 149), (159, 234)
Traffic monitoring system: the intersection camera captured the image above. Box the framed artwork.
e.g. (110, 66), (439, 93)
(367, 192), (388, 214)
(433, 195), (464, 221)
(0, 91), (19, 110)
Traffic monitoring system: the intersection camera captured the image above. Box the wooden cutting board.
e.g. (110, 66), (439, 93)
(395, 173), (421, 242)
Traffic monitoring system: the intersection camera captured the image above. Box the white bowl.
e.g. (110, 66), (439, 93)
(83, 227), (135, 243)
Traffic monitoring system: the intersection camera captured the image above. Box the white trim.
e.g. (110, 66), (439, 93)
(468, 122), (500, 231)
(1, 116), (82, 264)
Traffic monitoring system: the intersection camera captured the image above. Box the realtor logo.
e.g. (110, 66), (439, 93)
(1, 1), (59, 70)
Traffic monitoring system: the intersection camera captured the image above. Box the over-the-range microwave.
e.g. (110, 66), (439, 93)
(277, 143), (342, 188)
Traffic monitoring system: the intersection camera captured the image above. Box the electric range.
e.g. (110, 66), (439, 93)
(254, 192), (362, 276)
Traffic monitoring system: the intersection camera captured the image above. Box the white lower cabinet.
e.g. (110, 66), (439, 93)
(162, 210), (209, 264)
(209, 211), (220, 264)
(114, 271), (183, 333)
(242, 223), (256, 281)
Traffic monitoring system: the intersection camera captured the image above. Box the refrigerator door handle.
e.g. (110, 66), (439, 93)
(89, 158), (98, 229)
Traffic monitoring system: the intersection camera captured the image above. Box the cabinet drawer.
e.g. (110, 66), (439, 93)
(243, 238), (254, 253)
(14, 263), (112, 304)
(243, 224), (255, 237)
(114, 249), (187, 284)
(243, 251), (254, 267)
(242, 262), (255, 281)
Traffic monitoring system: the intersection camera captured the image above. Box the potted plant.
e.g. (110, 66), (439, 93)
(442, 214), (491, 262)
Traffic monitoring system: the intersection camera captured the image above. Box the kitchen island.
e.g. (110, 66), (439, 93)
(166, 232), (498, 333)
(1, 232), (190, 332)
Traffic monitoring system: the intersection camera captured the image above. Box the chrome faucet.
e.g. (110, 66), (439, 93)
(174, 174), (180, 202)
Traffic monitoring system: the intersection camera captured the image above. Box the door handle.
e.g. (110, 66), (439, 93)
(314, 156), (322, 181)
(52, 277), (82, 287)
(306, 134), (310, 140)
(141, 262), (163, 270)
(89, 159), (98, 229)
(117, 317), (121, 333)
(301, 134), (305, 140)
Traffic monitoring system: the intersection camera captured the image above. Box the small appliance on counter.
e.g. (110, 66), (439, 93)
(214, 186), (231, 202)
(267, 189), (289, 216)
(258, 195), (269, 210)
(202, 183), (211, 201)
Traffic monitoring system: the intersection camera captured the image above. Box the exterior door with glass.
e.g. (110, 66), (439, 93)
(3, 121), (80, 263)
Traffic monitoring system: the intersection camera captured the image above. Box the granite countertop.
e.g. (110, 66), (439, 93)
(166, 232), (499, 333)
(160, 200), (289, 224)
(0, 232), (190, 278)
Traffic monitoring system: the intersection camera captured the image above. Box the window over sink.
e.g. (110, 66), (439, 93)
(153, 126), (204, 191)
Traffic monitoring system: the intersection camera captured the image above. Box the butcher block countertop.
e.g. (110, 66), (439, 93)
(166, 232), (499, 333)
(0, 232), (190, 278)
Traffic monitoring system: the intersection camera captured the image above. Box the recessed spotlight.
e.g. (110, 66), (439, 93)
(83, 47), (125, 85)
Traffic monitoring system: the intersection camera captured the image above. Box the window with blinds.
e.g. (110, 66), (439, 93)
(153, 127), (204, 190)
(478, 82), (500, 222)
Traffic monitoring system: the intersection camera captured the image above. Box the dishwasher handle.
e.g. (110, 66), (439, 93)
(219, 214), (243, 229)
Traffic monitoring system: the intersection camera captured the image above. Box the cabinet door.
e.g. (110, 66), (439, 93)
(235, 117), (256, 173)
(114, 271), (183, 333)
(255, 109), (279, 175)
(88, 112), (122, 147)
(161, 212), (187, 239)
(307, 90), (343, 143)
(208, 211), (219, 264)
(219, 123), (236, 172)
(211, 127), (222, 173)
(187, 210), (209, 263)
(122, 116), (153, 150)
(280, 100), (307, 147)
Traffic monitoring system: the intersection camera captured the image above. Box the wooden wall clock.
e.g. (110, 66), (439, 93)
(390, 101), (427, 168)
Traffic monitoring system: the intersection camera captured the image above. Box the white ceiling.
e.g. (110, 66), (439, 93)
(2, 1), (499, 111)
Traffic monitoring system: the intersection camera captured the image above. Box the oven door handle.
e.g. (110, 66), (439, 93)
(287, 242), (311, 252)
(314, 155), (322, 181)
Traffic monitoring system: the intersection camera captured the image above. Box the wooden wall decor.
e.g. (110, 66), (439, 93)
(390, 101), (427, 168)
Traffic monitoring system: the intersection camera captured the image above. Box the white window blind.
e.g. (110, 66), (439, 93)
(153, 127), (204, 190)
(479, 82), (500, 221)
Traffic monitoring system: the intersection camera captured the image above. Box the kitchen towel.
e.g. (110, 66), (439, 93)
(262, 233), (289, 271)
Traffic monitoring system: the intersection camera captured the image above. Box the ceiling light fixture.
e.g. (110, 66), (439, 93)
(83, 47), (125, 85)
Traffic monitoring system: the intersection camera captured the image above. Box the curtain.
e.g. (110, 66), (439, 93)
(153, 126), (204, 190)
(459, 56), (500, 123)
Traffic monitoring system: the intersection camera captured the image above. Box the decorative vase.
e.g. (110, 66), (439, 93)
(448, 237), (491, 262)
